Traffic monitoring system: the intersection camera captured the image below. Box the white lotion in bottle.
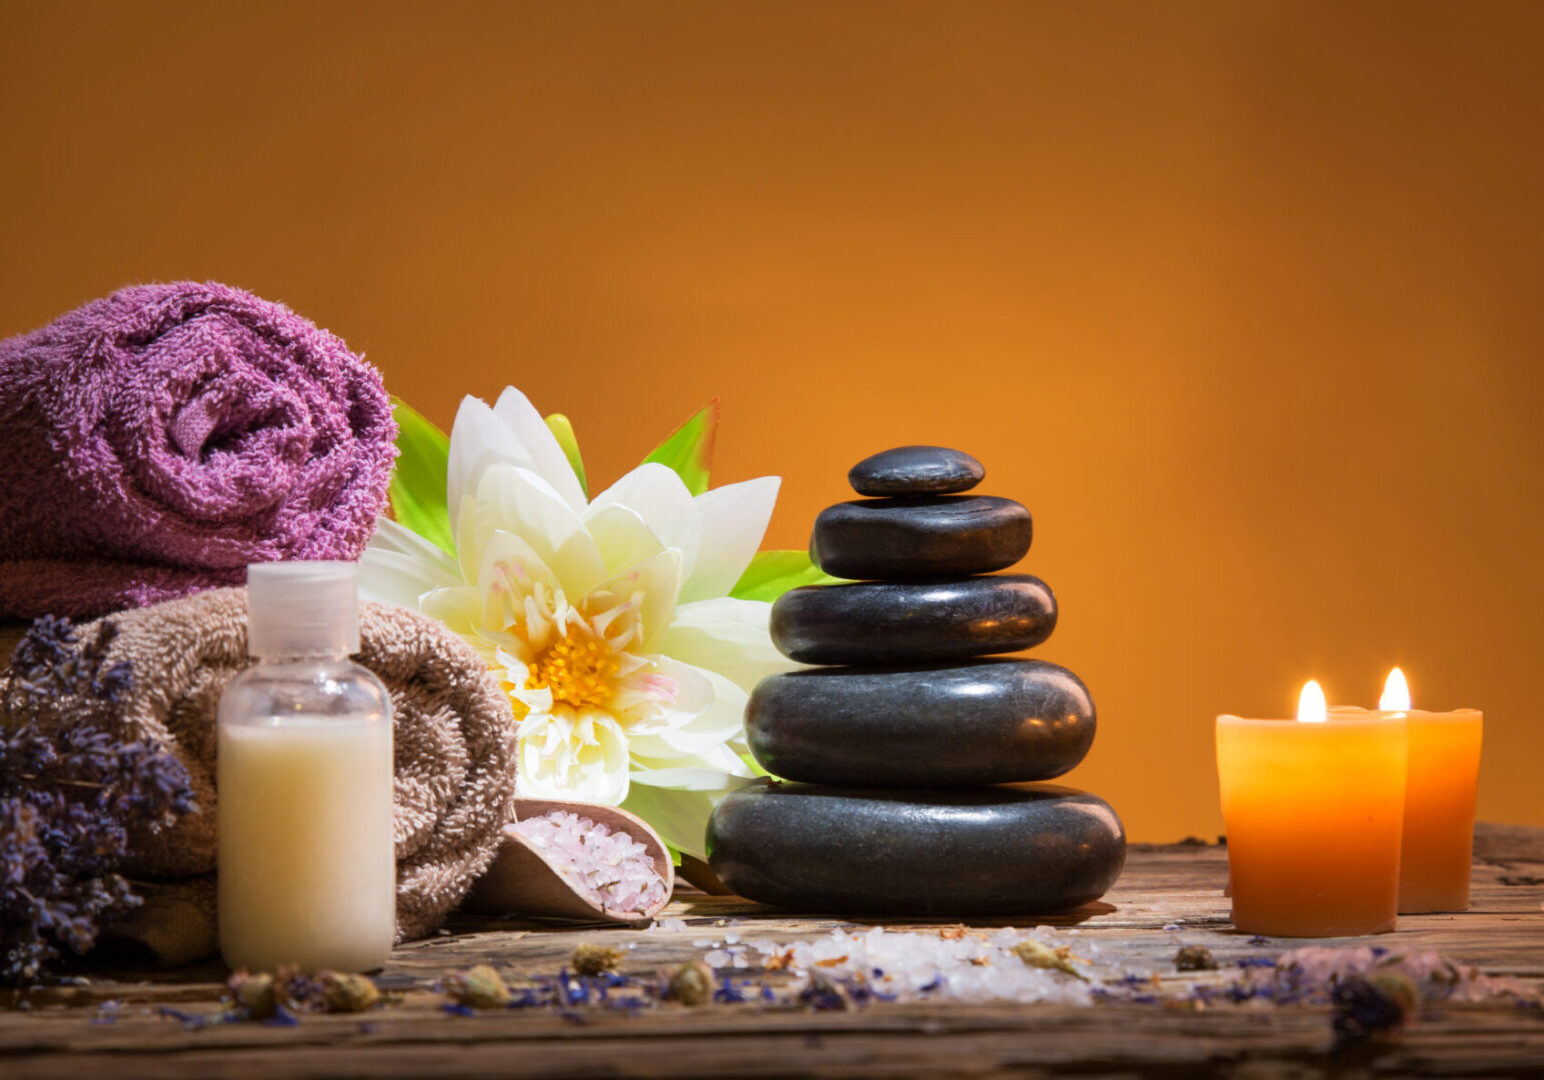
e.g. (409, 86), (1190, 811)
(218, 561), (395, 972)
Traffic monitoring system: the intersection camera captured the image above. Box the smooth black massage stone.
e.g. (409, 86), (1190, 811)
(848, 445), (985, 497)
(811, 495), (1032, 581)
(770, 575), (1057, 665)
(706, 781), (1126, 915)
(747, 659), (1094, 787)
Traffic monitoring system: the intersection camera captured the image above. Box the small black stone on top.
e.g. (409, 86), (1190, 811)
(848, 445), (984, 497)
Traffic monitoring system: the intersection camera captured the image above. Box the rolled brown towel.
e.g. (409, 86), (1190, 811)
(79, 587), (516, 944)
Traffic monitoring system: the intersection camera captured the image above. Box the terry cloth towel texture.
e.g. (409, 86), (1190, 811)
(79, 587), (517, 945)
(0, 281), (396, 620)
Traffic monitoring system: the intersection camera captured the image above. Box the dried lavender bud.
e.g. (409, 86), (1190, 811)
(227, 971), (278, 1019)
(272, 966), (328, 1012)
(320, 972), (380, 1013)
(572, 943), (623, 977)
(1175, 945), (1218, 971)
(444, 965), (512, 1009)
(1011, 940), (1088, 981)
(664, 961), (714, 1006)
(1, 617), (195, 984)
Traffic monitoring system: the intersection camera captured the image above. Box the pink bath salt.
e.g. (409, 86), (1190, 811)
(511, 810), (670, 916)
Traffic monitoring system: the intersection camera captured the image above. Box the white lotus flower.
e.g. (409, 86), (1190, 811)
(359, 388), (790, 859)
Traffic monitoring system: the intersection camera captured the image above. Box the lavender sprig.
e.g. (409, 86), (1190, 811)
(1, 617), (194, 984)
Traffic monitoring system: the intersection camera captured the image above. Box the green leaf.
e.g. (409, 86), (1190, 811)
(729, 550), (844, 602)
(739, 749), (772, 779)
(387, 398), (455, 555)
(544, 413), (588, 499)
(642, 399), (718, 496)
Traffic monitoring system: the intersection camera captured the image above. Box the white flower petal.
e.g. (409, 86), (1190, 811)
(590, 547), (682, 654)
(446, 396), (524, 540)
(679, 476), (781, 603)
(583, 504), (667, 577)
(660, 597), (796, 694)
(611, 654), (713, 729)
(588, 463), (701, 584)
(419, 585), (485, 638)
(465, 464), (605, 595)
(477, 529), (561, 600)
(516, 708), (631, 805)
(367, 517), (462, 579)
(492, 387), (589, 513)
(628, 663), (748, 759)
(357, 547), (455, 609)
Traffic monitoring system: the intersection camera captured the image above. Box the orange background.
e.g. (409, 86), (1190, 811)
(2, 1), (1540, 840)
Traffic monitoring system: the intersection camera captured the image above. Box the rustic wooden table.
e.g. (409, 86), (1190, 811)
(2, 824), (1539, 1078)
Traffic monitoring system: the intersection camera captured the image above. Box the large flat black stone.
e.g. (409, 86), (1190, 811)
(811, 496), (1032, 581)
(706, 781), (1126, 915)
(747, 659), (1094, 786)
(848, 445), (985, 497)
(770, 575), (1057, 665)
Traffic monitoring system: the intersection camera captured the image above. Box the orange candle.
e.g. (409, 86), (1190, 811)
(1374, 668), (1483, 915)
(1216, 681), (1408, 937)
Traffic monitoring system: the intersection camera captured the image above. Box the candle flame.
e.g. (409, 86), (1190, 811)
(1297, 680), (1328, 723)
(1380, 666), (1411, 711)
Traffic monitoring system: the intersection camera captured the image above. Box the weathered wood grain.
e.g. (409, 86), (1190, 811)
(1, 825), (1539, 1077)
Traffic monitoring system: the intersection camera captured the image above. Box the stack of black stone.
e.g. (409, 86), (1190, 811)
(707, 446), (1126, 915)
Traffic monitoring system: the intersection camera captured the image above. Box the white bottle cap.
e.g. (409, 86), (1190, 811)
(245, 561), (361, 657)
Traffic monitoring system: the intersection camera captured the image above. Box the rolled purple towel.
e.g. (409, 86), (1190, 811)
(0, 282), (396, 619)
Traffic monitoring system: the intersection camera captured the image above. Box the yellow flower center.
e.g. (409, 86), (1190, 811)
(525, 629), (619, 709)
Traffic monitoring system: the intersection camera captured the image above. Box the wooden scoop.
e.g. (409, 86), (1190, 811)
(460, 798), (675, 925)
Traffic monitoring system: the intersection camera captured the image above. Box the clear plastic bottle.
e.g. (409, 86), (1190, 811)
(217, 561), (395, 973)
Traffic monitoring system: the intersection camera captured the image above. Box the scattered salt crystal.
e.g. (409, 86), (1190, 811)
(692, 938), (717, 948)
(510, 810), (669, 916)
(703, 950), (731, 968)
(723, 929), (742, 945)
(730, 926), (1134, 1004)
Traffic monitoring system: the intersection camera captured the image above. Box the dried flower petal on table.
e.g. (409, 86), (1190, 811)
(321, 972), (381, 1013)
(445, 965), (513, 1009)
(1012, 940), (1089, 981)
(227, 972), (278, 1018)
(664, 961), (714, 1005)
(1175, 945), (1218, 971)
(572, 943), (624, 976)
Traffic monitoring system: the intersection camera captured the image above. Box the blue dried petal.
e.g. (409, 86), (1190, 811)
(264, 1005), (301, 1027)
(714, 975), (749, 1004)
(156, 1006), (210, 1029)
